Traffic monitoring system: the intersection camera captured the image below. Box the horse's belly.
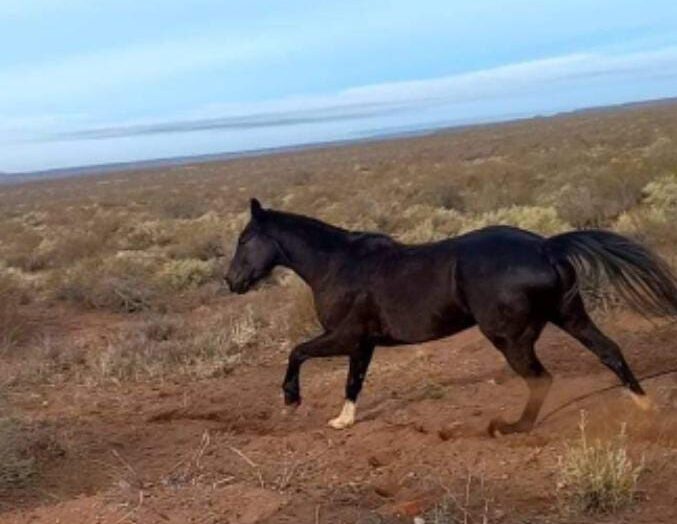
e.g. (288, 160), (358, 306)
(378, 301), (473, 344)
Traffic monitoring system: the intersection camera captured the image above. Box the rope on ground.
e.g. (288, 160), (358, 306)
(538, 365), (677, 427)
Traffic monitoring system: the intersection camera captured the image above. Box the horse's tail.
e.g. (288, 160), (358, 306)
(544, 229), (677, 317)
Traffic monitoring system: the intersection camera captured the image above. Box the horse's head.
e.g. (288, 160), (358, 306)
(225, 199), (280, 294)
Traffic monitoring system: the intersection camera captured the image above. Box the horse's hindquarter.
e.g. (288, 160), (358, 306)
(454, 227), (561, 324)
(366, 243), (473, 344)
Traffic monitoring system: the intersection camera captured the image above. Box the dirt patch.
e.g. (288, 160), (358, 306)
(3, 314), (677, 523)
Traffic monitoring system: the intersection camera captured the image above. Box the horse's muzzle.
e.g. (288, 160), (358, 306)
(225, 275), (251, 294)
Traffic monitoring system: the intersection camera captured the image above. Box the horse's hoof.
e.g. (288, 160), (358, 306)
(488, 418), (529, 437)
(328, 401), (356, 430)
(629, 392), (657, 412)
(488, 418), (506, 438)
(283, 393), (302, 406)
(328, 417), (354, 430)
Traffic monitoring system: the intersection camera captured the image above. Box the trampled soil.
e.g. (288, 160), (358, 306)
(2, 311), (677, 524)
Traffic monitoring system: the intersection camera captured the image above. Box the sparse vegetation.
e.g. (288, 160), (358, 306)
(423, 472), (492, 524)
(556, 412), (644, 515)
(0, 417), (35, 489)
(0, 100), (676, 524)
(94, 308), (262, 382)
(0, 102), (675, 384)
(0, 271), (30, 353)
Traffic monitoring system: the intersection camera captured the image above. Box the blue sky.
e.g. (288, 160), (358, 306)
(2, 1), (677, 173)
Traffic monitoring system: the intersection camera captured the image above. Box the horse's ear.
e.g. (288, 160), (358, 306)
(250, 198), (264, 220)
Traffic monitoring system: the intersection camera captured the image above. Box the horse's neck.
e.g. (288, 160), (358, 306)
(272, 222), (348, 290)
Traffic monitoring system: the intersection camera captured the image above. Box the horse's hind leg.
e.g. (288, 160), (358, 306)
(485, 328), (552, 436)
(553, 294), (651, 409)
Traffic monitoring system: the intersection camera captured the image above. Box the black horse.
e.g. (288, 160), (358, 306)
(226, 199), (677, 434)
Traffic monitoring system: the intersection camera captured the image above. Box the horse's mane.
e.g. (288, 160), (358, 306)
(264, 208), (397, 249)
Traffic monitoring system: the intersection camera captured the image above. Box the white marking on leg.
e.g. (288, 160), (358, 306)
(328, 400), (356, 430)
(629, 391), (655, 412)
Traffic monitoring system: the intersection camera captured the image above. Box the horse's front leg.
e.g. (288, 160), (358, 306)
(282, 330), (358, 407)
(328, 341), (375, 429)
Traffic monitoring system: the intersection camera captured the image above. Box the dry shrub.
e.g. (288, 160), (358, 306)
(0, 406), (65, 491)
(395, 205), (466, 243)
(391, 205), (568, 244)
(229, 305), (259, 349)
(160, 259), (216, 290)
(94, 307), (264, 381)
(283, 276), (321, 343)
(40, 228), (104, 268)
(557, 412), (643, 515)
(0, 395), (65, 491)
(549, 166), (650, 228)
(414, 182), (465, 210)
(54, 250), (221, 313)
(0, 417), (35, 489)
(615, 173), (677, 250)
(460, 165), (538, 213)
(120, 220), (175, 250)
(0, 271), (29, 352)
(165, 213), (226, 261)
(54, 254), (164, 312)
(160, 195), (207, 219)
(642, 173), (677, 212)
(423, 472), (493, 524)
(141, 313), (185, 341)
(0, 221), (43, 271)
(9, 334), (88, 385)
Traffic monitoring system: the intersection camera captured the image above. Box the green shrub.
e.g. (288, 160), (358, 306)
(395, 205), (466, 243)
(614, 174), (677, 249)
(161, 259), (216, 290)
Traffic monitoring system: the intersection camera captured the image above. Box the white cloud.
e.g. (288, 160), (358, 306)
(53, 45), (677, 139)
(3, 43), (677, 172)
(338, 46), (677, 105)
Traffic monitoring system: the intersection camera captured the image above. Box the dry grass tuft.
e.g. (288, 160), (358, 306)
(556, 411), (644, 515)
(93, 306), (265, 382)
(0, 271), (30, 352)
(423, 472), (492, 524)
(0, 416), (35, 489)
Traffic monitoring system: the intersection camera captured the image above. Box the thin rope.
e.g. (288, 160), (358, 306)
(537, 366), (677, 427)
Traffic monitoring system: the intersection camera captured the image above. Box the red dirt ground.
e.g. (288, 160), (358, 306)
(2, 313), (677, 523)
